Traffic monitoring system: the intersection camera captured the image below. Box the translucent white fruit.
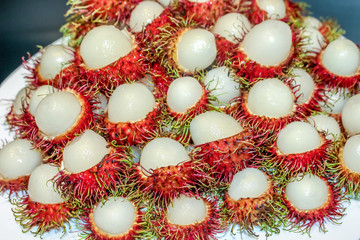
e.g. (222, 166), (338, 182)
(93, 197), (136, 236)
(228, 168), (268, 200)
(285, 174), (329, 211)
(247, 78), (294, 117)
(166, 77), (203, 113)
(157, 0), (173, 7)
(28, 164), (64, 204)
(257, 0), (286, 19)
(63, 130), (110, 174)
(130, 145), (141, 163)
(203, 66), (240, 106)
(176, 29), (217, 73)
(140, 138), (190, 173)
(307, 114), (341, 141)
(320, 87), (350, 114)
(212, 13), (252, 43)
(303, 16), (322, 29)
(108, 83), (156, 123)
(0, 139), (42, 180)
(301, 27), (325, 55)
(291, 68), (315, 104)
(277, 121), (321, 154)
(188, 0), (208, 2)
(129, 1), (164, 33)
(93, 93), (108, 115)
(167, 195), (207, 225)
(342, 94), (360, 136)
(38, 45), (74, 80)
(138, 74), (155, 92)
(13, 87), (30, 115)
(342, 135), (360, 173)
(322, 38), (360, 76)
(190, 111), (243, 145)
(35, 91), (82, 137)
(28, 85), (58, 115)
(241, 19), (292, 66)
(80, 25), (133, 69)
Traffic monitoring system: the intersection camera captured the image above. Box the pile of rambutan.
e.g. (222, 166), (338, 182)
(1, 0), (360, 239)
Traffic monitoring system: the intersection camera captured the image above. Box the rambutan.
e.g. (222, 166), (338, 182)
(105, 82), (162, 146)
(282, 173), (345, 233)
(0, 139), (42, 195)
(312, 38), (360, 90)
(341, 94), (360, 137)
(12, 164), (76, 236)
(190, 111), (255, 183)
(307, 113), (342, 142)
(223, 167), (284, 236)
(148, 193), (226, 239)
(267, 121), (330, 177)
(54, 130), (131, 206)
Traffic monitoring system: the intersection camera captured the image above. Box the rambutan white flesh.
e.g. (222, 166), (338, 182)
(107, 82), (156, 123)
(321, 38), (360, 76)
(285, 174), (328, 211)
(176, 28), (217, 73)
(129, 1), (164, 33)
(0, 139), (42, 180)
(38, 45), (74, 80)
(300, 27), (325, 55)
(63, 130), (110, 174)
(28, 85), (58, 115)
(342, 135), (360, 173)
(166, 77), (203, 113)
(241, 19), (292, 66)
(79, 25), (133, 69)
(190, 111), (243, 145)
(212, 13), (252, 43)
(203, 66), (240, 106)
(247, 78), (295, 118)
(166, 194), (207, 225)
(140, 137), (190, 174)
(276, 121), (321, 154)
(12, 87), (30, 115)
(307, 114), (341, 141)
(157, 0), (173, 7)
(341, 94), (360, 136)
(320, 87), (350, 114)
(228, 168), (269, 200)
(303, 16), (322, 29)
(34, 91), (82, 137)
(28, 164), (64, 204)
(291, 68), (315, 104)
(256, 0), (286, 19)
(92, 197), (136, 236)
(138, 74), (155, 92)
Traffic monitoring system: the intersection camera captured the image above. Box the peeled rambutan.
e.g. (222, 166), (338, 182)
(190, 111), (255, 183)
(148, 193), (226, 239)
(307, 113), (342, 142)
(223, 167), (284, 236)
(341, 93), (360, 137)
(282, 173), (345, 233)
(267, 121), (330, 177)
(78, 194), (151, 239)
(133, 137), (205, 204)
(0, 139), (42, 195)
(105, 82), (162, 146)
(54, 130), (131, 206)
(12, 164), (76, 236)
(312, 38), (360, 90)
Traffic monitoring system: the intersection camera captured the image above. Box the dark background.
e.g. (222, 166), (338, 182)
(0, 0), (359, 83)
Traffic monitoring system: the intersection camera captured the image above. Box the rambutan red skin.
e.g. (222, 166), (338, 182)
(106, 103), (162, 146)
(312, 53), (360, 91)
(0, 176), (29, 196)
(151, 195), (226, 240)
(79, 199), (145, 240)
(282, 176), (345, 232)
(268, 135), (331, 177)
(54, 149), (131, 206)
(12, 195), (75, 236)
(175, 0), (231, 27)
(191, 129), (255, 183)
(215, 35), (238, 65)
